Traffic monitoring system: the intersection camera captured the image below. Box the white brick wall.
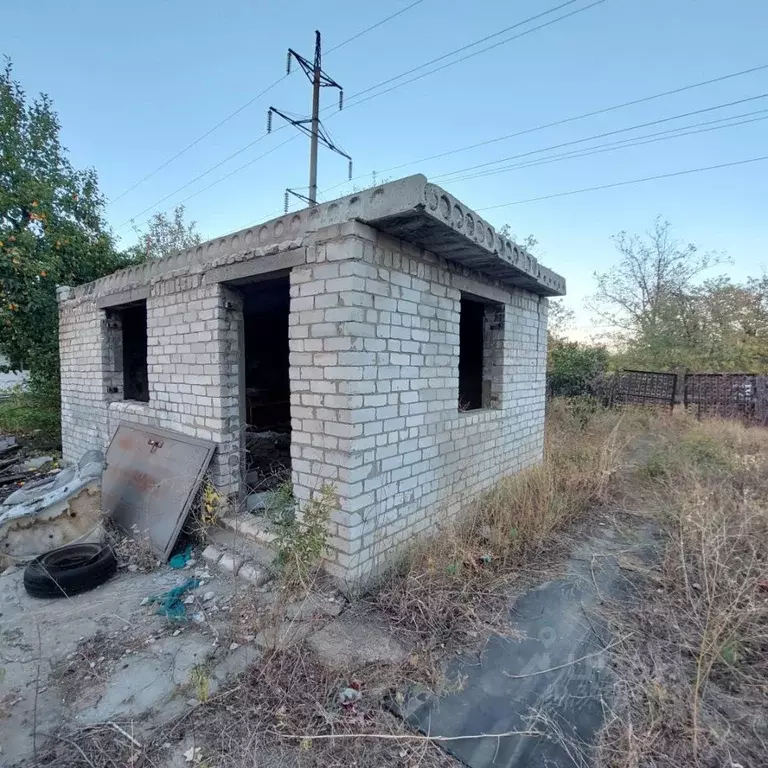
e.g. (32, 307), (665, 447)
(300, 223), (549, 582)
(59, 221), (549, 583)
(59, 290), (111, 458)
(59, 276), (242, 495)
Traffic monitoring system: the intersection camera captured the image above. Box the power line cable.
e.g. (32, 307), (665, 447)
(176, 136), (299, 207)
(432, 92), (768, 182)
(111, 1), (428, 206)
(111, 75), (288, 204)
(444, 109), (768, 183)
(217, 138), (768, 252)
(318, 62), (768, 196)
(445, 110), (768, 183)
(475, 155), (768, 211)
(117, 127), (293, 227)
(338, 0), (607, 111)
(337, 0), (583, 104)
(325, 0), (427, 54)
(120, 0), (601, 231)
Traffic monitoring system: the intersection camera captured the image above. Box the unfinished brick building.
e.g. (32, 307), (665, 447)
(58, 175), (566, 581)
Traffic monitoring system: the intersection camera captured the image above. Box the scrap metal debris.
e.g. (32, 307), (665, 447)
(0, 449), (105, 568)
(0, 435), (19, 458)
(102, 424), (215, 560)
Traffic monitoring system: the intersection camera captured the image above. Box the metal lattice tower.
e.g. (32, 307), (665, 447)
(268, 30), (352, 210)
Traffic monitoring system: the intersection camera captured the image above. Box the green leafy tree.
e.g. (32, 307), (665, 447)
(588, 217), (727, 345)
(0, 61), (130, 400)
(584, 217), (768, 373)
(128, 204), (201, 261)
(615, 274), (768, 372)
(548, 342), (609, 397)
(695, 274), (768, 370)
(547, 299), (575, 343)
(496, 224), (608, 394)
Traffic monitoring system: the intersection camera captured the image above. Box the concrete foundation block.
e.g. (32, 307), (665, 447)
(218, 552), (243, 576)
(238, 563), (269, 587)
(201, 545), (223, 566)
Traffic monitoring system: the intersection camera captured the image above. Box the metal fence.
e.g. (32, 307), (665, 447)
(593, 370), (678, 411)
(550, 368), (768, 425)
(579, 370), (768, 425)
(683, 373), (768, 425)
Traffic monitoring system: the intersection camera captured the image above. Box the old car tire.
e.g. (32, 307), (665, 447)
(23, 543), (117, 598)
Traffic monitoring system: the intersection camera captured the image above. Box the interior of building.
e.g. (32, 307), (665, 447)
(240, 277), (291, 494)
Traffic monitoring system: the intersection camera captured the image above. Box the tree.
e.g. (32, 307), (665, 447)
(0, 61), (129, 400)
(588, 217), (728, 342)
(548, 299), (575, 342)
(129, 205), (201, 261)
(614, 274), (768, 372)
(696, 274), (768, 370)
(498, 224), (538, 255)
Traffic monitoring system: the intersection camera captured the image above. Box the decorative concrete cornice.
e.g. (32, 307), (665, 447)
(62, 175), (565, 301)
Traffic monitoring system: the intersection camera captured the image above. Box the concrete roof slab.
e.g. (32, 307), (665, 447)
(63, 175), (565, 301)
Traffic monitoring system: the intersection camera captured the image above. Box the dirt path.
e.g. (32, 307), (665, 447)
(397, 510), (659, 767)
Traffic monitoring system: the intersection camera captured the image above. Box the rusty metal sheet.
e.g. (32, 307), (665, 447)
(103, 423), (215, 560)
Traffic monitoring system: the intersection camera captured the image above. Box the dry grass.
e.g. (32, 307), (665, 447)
(598, 416), (768, 768)
(103, 518), (160, 573)
(31, 725), (153, 768)
(33, 649), (456, 768)
(32, 402), (649, 768)
(29, 403), (768, 768)
(164, 649), (458, 768)
(374, 400), (651, 651)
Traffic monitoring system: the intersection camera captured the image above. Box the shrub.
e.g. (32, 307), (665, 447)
(0, 387), (60, 448)
(548, 341), (609, 397)
(275, 484), (336, 589)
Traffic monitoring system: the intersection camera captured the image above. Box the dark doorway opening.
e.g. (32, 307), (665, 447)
(241, 277), (291, 494)
(121, 302), (149, 402)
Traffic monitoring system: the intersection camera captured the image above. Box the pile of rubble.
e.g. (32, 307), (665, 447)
(0, 444), (104, 569)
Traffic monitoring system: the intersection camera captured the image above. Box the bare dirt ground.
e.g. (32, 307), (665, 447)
(3, 404), (766, 768)
(0, 560), (260, 766)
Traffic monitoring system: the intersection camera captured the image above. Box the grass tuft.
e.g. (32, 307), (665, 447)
(0, 388), (60, 449)
(598, 415), (768, 768)
(374, 402), (647, 651)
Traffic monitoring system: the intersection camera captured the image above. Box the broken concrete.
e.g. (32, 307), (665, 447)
(245, 490), (271, 512)
(307, 615), (409, 669)
(74, 633), (213, 723)
(0, 449), (105, 567)
(18, 455), (54, 472)
(0, 554), (266, 765)
(204, 517), (278, 587)
(284, 593), (343, 622)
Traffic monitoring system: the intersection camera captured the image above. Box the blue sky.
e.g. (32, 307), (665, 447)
(4, 0), (767, 337)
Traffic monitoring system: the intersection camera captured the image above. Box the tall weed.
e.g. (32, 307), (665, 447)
(600, 416), (768, 767)
(375, 401), (649, 646)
